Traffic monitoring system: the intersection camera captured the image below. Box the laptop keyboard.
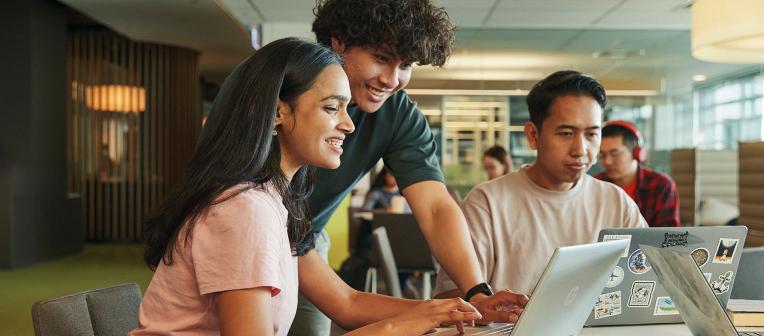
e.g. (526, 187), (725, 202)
(466, 324), (514, 335)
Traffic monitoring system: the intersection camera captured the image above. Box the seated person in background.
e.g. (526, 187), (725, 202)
(354, 167), (411, 253)
(362, 167), (411, 213)
(434, 70), (648, 297)
(482, 145), (513, 180)
(595, 120), (680, 227)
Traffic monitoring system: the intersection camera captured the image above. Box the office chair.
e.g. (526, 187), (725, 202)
(31, 283), (142, 336)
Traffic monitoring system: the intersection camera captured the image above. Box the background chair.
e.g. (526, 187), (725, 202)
(364, 213), (437, 299)
(730, 246), (764, 300)
(31, 283), (142, 336)
(371, 226), (403, 298)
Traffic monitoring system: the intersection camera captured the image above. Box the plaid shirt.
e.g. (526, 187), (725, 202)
(595, 166), (680, 227)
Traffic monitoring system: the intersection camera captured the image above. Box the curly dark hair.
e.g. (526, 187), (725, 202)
(312, 0), (455, 66)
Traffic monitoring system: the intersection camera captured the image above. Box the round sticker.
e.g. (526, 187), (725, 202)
(690, 247), (710, 267)
(628, 248), (652, 274)
(606, 266), (625, 288)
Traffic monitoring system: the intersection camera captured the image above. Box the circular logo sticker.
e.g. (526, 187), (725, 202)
(606, 266), (625, 288)
(628, 248), (652, 274)
(690, 247), (710, 267)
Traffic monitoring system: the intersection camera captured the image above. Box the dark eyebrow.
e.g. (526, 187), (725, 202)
(322, 95), (350, 102)
(556, 124), (600, 131)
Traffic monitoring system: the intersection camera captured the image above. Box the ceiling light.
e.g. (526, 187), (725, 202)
(693, 75), (707, 82)
(591, 49), (645, 60)
(84, 85), (146, 113)
(692, 0), (764, 63)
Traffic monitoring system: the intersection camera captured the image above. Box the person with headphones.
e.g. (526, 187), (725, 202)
(595, 120), (680, 227)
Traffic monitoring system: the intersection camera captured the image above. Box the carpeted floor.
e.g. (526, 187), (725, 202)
(0, 244), (153, 336)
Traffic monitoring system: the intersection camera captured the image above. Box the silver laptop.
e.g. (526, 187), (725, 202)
(432, 240), (629, 336)
(641, 244), (764, 336)
(586, 226), (748, 326)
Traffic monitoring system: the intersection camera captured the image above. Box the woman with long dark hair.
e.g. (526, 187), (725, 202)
(131, 38), (483, 336)
(482, 145), (513, 180)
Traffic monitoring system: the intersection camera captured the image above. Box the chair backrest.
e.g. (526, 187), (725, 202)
(372, 227), (403, 298)
(731, 246), (764, 300)
(372, 213), (436, 273)
(31, 283), (142, 336)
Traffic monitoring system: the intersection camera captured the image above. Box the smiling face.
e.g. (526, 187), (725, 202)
(276, 64), (354, 176)
(331, 38), (412, 113)
(525, 95), (602, 191)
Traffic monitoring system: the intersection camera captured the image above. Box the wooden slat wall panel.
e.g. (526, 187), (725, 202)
(671, 149), (740, 227)
(671, 148), (697, 226)
(697, 150), (738, 206)
(739, 142), (764, 247)
(67, 29), (200, 241)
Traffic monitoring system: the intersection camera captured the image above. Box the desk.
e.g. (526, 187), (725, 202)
(432, 323), (764, 335)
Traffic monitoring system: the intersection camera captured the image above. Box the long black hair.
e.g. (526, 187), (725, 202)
(143, 38), (342, 269)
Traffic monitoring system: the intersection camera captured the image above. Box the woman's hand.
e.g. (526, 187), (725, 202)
(344, 297), (481, 336)
(384, 298), (482, 335)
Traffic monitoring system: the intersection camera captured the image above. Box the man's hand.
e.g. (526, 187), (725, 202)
(470, 290), (529, 324)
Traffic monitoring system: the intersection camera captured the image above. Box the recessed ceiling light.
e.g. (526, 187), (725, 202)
(693, 75), (707, 81)
(591, 49), (646, 60)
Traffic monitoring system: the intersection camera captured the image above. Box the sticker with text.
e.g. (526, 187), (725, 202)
(628, 281), (656, 307)
(603, 234), (632, 258)
(661, 231), (689, 248)
(594, 291), (622, 319)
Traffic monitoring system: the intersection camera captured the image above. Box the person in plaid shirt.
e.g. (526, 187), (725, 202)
(595, 121), (681, 227)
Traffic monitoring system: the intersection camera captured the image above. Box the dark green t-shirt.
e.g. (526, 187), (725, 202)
(309, 91), (444, 232)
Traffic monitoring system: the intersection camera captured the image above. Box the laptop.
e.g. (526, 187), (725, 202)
(431, 239), (629, 336)
(586, 226), (748, 326)
(641, 244), (764, 336)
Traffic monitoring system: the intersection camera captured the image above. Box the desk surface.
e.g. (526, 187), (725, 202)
(433, 323), (764, 335)
(585, 324), (764, 335)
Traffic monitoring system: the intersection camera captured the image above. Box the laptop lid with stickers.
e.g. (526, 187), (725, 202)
(585, 226), (748, 326)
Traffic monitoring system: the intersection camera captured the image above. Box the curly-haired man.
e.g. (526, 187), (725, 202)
(291, 1), (528, 335)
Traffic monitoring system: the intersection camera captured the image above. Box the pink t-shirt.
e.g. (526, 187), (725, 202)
(131, 183), (298, 336)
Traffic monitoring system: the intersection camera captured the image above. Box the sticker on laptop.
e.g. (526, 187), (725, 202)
(605, 266), (625, 288)
(628, 281), (656, 307)
(603, 234), (632, 258)
(690, 247), (710, 267)
(703, 273), (712, 283)
(710, 271), (734, 295)
(661, 231), (689, 248)
(628, 248), (651, 274)
(653, 296), (679, 315)
(594, 291), (622, 319)
(712, 238), (739, 264)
